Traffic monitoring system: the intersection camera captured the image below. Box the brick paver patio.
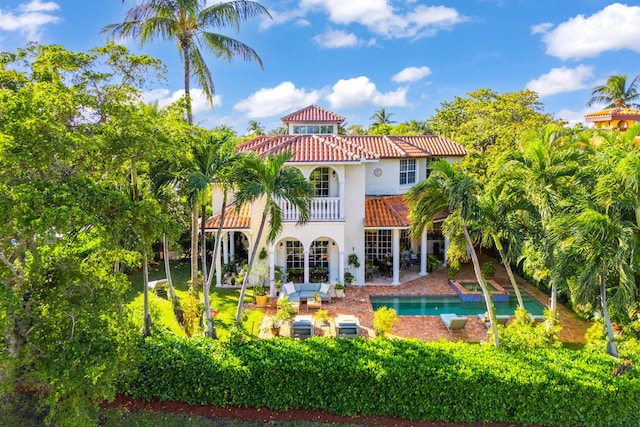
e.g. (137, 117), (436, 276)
(257, 255), (590, 343)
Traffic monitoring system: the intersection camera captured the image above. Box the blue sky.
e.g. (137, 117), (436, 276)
(1, 0), (640, 134)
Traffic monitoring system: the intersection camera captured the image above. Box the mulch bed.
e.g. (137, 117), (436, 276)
(104, 395), (541, 427)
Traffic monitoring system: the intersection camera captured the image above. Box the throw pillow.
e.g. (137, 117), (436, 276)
(284, 281), (296, 296)
(319, 283), (331, 295)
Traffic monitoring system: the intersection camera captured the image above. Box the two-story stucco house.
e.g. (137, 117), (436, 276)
(205, 105), (466, 295)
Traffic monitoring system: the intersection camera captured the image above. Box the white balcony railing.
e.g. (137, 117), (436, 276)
(278, 197), (342, 221)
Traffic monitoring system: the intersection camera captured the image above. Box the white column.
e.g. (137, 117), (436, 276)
(222, 233), (229, 264)
(338, 251), (345, 284)
(339, 180), (345, 220)
(229, 231), (235, 262)
(392, 229), (400, 285)
(215, 236), (222, 287)
(269, 246), (276, 297)
(303, 250), (310, 284)
(444, 236), (450, 267)
(419, 229), (428, 276)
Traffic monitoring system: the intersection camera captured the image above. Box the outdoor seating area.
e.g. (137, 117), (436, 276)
(148, 279), (168, 296)
(256, 254), (590, 344)
(280, 282), (332, 303)
(477, 313), (510, 328)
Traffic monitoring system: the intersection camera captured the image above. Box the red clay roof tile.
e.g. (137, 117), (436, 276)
(204, 203), (250, 230)
(281, 105), (345, 124)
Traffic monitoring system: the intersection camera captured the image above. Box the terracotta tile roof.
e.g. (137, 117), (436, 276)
(204, 203), (250, 230)
(365, 195), (448, 228)
(584, 107), (640, 122)
(365, 195), (410, 227)
(237, 134), (465, 162)
(281, 105), (345, 124)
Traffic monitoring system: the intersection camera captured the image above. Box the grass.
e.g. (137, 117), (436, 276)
(126, 259), (265, 340)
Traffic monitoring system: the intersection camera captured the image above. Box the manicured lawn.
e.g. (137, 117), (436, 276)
(126, 259), (264, 340)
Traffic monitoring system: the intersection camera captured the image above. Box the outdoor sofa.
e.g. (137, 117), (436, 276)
(280, 282), (332, 303)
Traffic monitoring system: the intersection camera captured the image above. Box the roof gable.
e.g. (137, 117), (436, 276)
(281, 105), (345, 124)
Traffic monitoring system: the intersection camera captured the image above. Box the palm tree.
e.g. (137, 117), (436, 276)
(498, 126), (583, 319)
(406, 160), (500, 346)
(104, 0), (270, 125)
(370, 108), (396, 127)
(476, 186), (526, 310)
(233, 151), (313, 323)
(247, 120), (265, 136)
(587, 74), (640, 108)
(552, 200), (635, 358)
(201, 135), (242, 338)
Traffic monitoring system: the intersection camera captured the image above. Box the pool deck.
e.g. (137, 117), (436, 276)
(259, 254), (590, 343)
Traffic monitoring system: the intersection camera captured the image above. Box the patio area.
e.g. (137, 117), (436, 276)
(256, 255), (590, 343)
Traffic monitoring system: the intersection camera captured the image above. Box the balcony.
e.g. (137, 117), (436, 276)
(279, 197), (342, 221)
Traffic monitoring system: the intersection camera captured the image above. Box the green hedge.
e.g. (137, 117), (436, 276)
(118, 334), (640, 427)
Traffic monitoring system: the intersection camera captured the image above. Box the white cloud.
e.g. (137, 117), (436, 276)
(530, 22), (552, 34)
(18, 0), (59, 12)
(392, 66), (431, 83)
(142, 88), (219, 114)
(313, 29), (359, 48)
(526, 65), (594, 97)
(326, 76), (408, 109)
(0, 0), (61, 40)
(540, 3), (640, 60)
(234, 82), (321, 118)
(289, 0), (465, 39)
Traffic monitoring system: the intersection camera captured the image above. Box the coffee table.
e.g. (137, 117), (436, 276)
(306, 298), (322, 311)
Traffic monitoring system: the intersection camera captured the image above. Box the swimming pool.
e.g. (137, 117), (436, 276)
(370, 292), (546, 316)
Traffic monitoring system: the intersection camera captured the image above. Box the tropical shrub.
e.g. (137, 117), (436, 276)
(480, 261), (495, 279)
(373, 307), (398, 338)
(499, 308), (561, 350)
(119, 334), (640, 427)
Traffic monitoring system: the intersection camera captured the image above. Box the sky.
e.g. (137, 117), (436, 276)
(1, 0), (640, 134)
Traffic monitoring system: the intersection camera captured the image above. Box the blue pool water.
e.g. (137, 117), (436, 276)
(370, 292), (546, 316)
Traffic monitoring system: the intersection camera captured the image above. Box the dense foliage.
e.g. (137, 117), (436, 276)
(120, 334), (640, 427)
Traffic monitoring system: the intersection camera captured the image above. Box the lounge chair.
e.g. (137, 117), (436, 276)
(290, 315), (315, 339)
(477, 314), (510, 327)
(440, 313), (467, 332)
(335, 315), (361, 338)
(148, 279), (168, 296)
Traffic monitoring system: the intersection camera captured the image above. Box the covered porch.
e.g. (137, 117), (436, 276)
(364, 195), (448, 285)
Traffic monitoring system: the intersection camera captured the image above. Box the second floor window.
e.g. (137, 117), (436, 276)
(292, 125), (334, 134)
(399, 159), (416, 185)
(310, 167), (329, 197)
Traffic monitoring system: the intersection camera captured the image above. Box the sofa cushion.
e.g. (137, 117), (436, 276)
(299, 290), (315, 299)
(319, 283), (331, 295)
(283, 282), (296, 296)
(299, 283), (317, 292)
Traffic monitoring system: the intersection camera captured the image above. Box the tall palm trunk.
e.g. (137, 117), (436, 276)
(190, 203), (199, 296)
(203, 193), (228, 339)
(183, 45), (193, 125)
(600, 269), (619, 357)
(492, 234), (524, 309)
(463, 226), (499, 346)
(201, 203), (207, 286)
(235, 210), (268, 323)
(162, 233), (177, 304)
(142, 253), (152, 337)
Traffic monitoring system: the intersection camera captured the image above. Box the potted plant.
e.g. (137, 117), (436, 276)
(251, 285), (268, 308)
(314, 309), (330, 326)
(334, 281), (345, 298)
(270, 296), (297, 336)
(344, 271), (354, 286)
(313, 291), (320, 302)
